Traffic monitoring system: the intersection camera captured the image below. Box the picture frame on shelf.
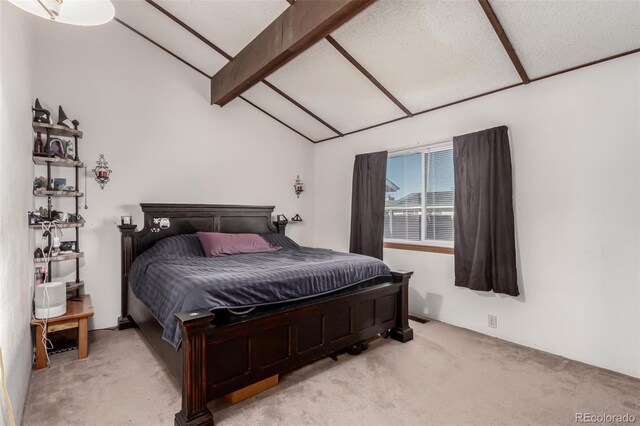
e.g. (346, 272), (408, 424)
(53, 178), (67, 191)
(65, 140), (76, 160)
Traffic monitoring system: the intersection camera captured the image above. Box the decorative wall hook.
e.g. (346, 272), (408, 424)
(294, 175), (304, 198)
(91, 154), (112, 189)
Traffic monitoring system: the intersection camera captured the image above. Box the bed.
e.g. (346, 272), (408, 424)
(118, 204), (413, 425)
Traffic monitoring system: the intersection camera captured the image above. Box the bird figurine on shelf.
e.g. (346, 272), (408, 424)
(58, 105), (80, 130)
(32, 98), (51, 124)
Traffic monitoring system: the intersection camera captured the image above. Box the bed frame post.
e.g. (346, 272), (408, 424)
(118, 224), (137, 330)
(175, 310), (215, 426)
(389, 270), (414, 343)
(273, 219), (288, 234)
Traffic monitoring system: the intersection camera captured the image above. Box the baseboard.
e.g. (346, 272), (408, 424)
(408, 313), (430, 324)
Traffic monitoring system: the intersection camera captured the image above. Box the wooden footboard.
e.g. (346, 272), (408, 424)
(118, 204), (414, 426)
(174, 270), (413, 426)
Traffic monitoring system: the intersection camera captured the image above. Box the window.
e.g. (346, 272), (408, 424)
(385, 143), (455, 247)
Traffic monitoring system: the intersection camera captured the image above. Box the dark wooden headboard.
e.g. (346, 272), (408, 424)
(117, 203), (286, 326)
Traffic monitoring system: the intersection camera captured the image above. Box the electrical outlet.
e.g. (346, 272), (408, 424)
(488, 314), (498, 329)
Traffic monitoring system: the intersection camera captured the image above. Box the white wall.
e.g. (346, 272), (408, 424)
(313, 55), (640, 378)
(2, 15), (637, 426)
(0, 3), (36, 424)
(31, 19), (315, 331)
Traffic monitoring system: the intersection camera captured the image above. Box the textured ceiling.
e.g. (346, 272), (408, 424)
(241, 82), (339, 141)
(153, 0), (287, 57)
(332, 0), (522, 112)
(113, 0), (640, 143)
(491, 0), (640, 78)
(265, 39), (406, 134)
(113, 0), (227, 75)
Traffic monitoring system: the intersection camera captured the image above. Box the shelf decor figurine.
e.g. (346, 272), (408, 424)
(34, 132), (45, 155)
(294, 175), (304, 198)
(32, 98), (51, 124)
(33, 176), (47, 190)
(65, 140), (76, 160)
(91, 154), (112, 190)
(58, 105), (80, 130)
(46, 138), (66, 158)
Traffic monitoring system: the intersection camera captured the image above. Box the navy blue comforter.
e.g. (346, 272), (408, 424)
(129, 234), (391, 348)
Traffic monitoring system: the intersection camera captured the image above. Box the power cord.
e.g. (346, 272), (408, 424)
(0, 347), (16, 426)
(32, 220), (61, 367)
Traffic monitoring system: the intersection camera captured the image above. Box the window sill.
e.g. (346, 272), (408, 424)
(383, 242), (454, 255)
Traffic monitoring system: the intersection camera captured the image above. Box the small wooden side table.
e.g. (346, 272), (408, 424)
(31, 294), (94, 370)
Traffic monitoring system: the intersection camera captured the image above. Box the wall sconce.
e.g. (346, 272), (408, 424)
(294, 175), (304, 198)
(91, 154), (112, 190)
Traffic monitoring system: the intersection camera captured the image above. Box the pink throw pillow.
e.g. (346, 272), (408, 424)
(197, 232), (281, 257)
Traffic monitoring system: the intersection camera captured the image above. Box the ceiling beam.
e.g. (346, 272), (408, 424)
(530, 47), (640, 82)
(314, 83), (524, 143)
(145, 0), (342, 137)
(284, 1), (413, 121)
(325, 35), (413, 117)
(210, 0), (377, 107)
(477, 0), (530, 84)
(315, 47), (640, 143)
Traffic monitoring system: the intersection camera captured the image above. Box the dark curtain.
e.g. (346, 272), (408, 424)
(453, 126), (519, 296)
(349, 151), (388, 260)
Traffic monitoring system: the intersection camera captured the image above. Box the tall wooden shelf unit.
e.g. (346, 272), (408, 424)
(32, 122), (85, 297)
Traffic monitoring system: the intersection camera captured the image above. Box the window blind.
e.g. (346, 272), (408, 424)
(384, 144), (454, 245)
(424, 148), (454, 242)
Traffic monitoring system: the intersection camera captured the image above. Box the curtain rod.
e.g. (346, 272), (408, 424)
(387, 137), (453, 155)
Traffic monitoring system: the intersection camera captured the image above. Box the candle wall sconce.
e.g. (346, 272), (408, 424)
(294, 175), (304, 198)
(91, 154), (112, 189)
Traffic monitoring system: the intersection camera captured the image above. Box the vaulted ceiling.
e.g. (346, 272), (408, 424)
(113, 0), (640, 143)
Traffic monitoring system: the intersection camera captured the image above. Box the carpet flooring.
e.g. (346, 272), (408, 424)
(22, 320), (640, 425)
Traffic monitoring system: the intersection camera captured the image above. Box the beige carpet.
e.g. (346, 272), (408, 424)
(22, 321), (640, 426)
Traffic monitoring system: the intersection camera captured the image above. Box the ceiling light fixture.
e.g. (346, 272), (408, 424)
(8, 0), (115, 26)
